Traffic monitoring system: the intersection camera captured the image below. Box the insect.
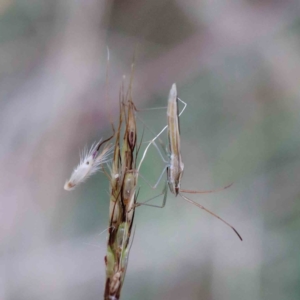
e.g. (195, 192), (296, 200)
(138, 83), (242, 241)
(64, 136), (114, 191)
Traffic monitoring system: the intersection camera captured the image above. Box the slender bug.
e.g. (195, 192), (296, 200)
(138, 83), (242, 241)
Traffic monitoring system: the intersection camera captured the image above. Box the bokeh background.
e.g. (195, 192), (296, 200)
(1, 1), (300, 299)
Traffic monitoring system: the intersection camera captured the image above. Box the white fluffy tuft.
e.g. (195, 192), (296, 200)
(64, 139), (113, 191)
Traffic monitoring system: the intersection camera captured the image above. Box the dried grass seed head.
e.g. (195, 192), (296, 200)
(64, 139), (114, 191)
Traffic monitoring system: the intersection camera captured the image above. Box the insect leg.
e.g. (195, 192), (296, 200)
(180, 183), (233, 194)
(177, 97), (187, 117)
(179, 193), (242, 241)
(138, 164), (168, 190)
(137, 124), (168, 171)
(133, 181), (168, 209)
(136, 114), (168, 163)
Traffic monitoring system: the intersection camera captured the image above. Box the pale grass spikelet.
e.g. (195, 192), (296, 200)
(64, 139), (114, 191)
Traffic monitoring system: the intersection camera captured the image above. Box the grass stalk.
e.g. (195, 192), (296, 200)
(104, 74), (139, 300)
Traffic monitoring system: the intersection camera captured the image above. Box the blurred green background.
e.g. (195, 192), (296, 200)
(1, 1), (300, 299)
